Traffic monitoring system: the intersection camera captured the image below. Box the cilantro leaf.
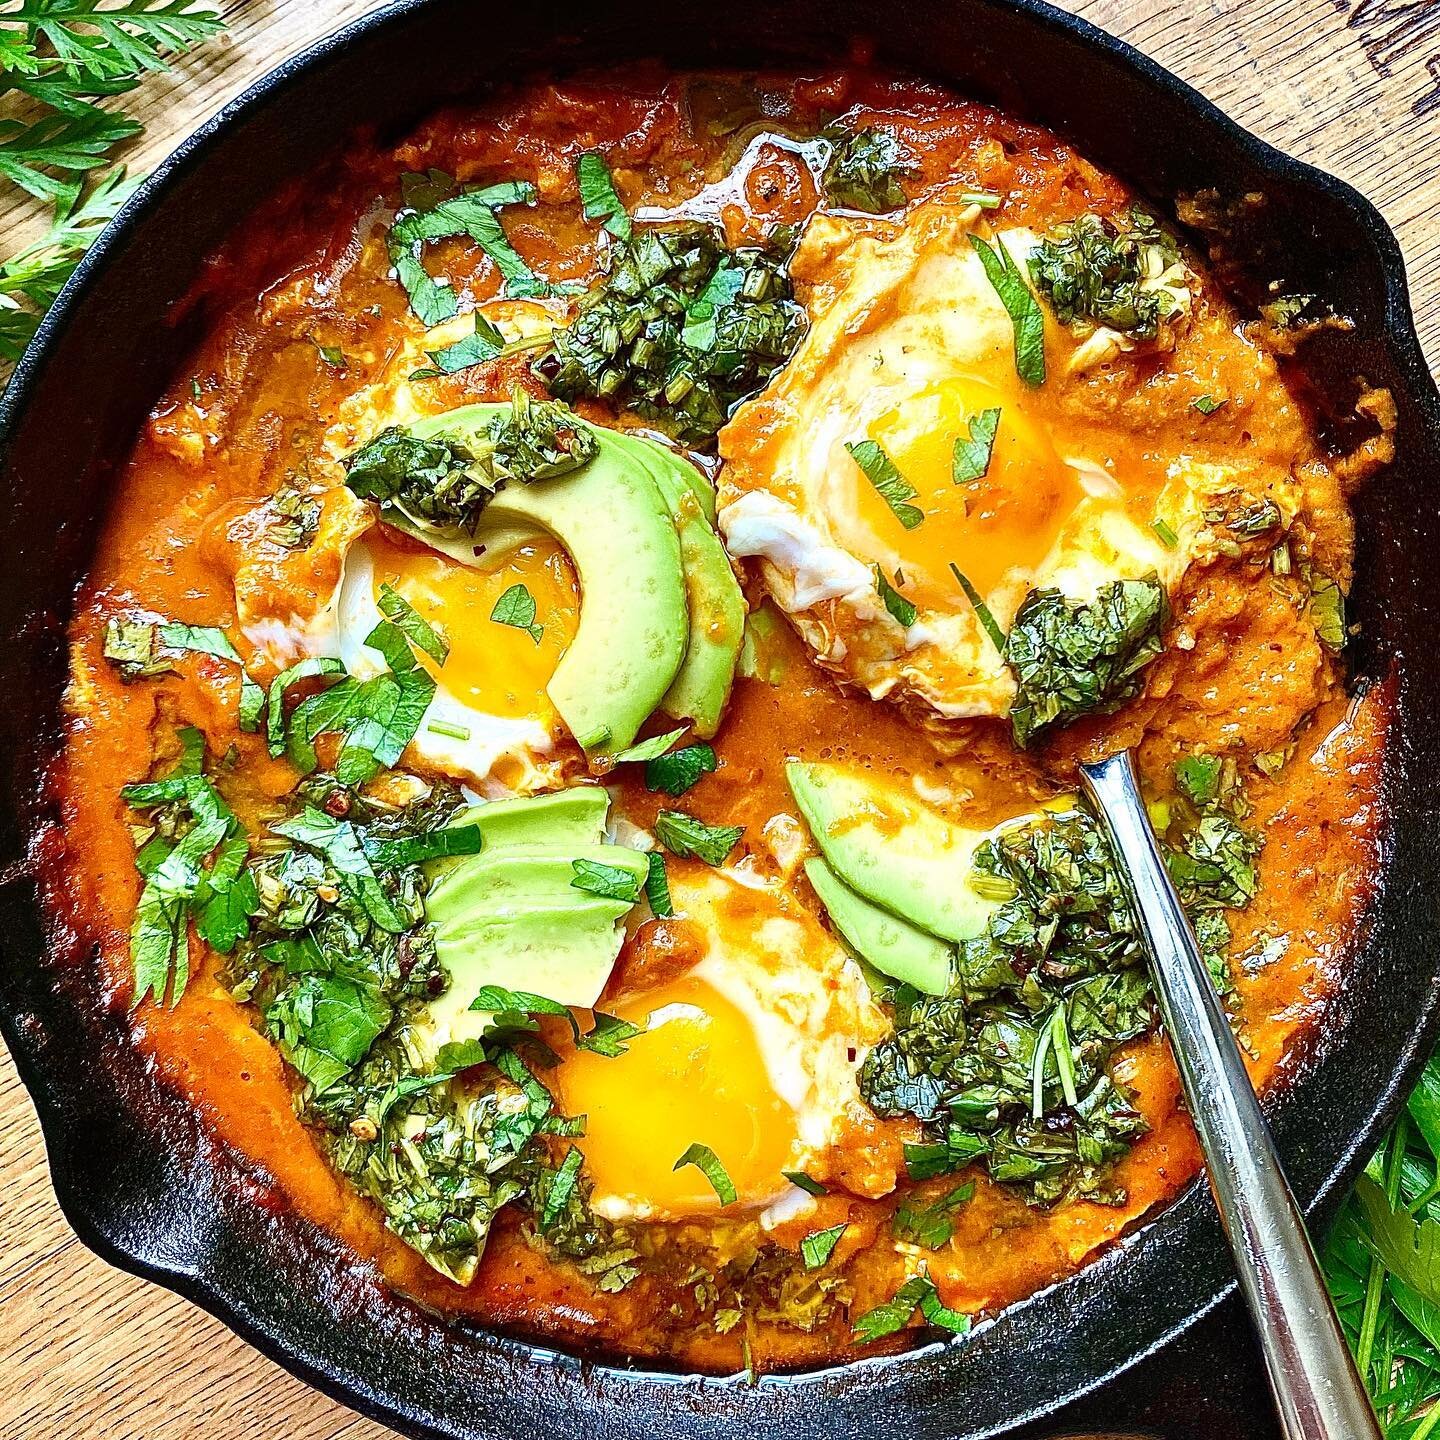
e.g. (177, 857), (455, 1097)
(377, 583), (448, 664)
(576, 151), (631, 241)
(570, 857), (644, 904)
(951, 407), (1000, 484)
(644, 851), (674, 917)
(821, 126), (913, 213)
(103, 616), (173, 680)
(1193, 394), (1226, 415)
(271, 806), (408, 933)
(490, 582), (543, 643)
(654, 809), (743, 866)
(801, 1223), (847, 1269)
(266, 656), (346, 756)
(673, 1142), (737, 1204)
(874, 565), (917, 628)
(266, 972), (390, 1092)
(575, 1011), (641, 1058)
(846, 439), (923, 529)
(970, 234), (1046, 386)
(645, 743), (717, 797)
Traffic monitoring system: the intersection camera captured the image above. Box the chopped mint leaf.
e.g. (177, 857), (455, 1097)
(576, 1011), (641, 1057)
(970, 233), (1046, 385)
(948, 563), (1007, 653)
(654, 809), (743, 866)
(891, 1182), (975, 1250)
(784, 1170), (827, 1196)
(490, 582), (544, 644)
(951, 407), (1000, 485)
(377, 582), (448, 664)
(103, 616), (173, 681)
(1175, 753), (1224, 807)
(821, 126), (913, 213)
(1152, 517), (1179, 549)
(644, 851), (674, 917)
(570, 857), (644, 904)
(610, 726), (687, 764)
(266, 971), (390, 1093)
(645, 743), (717, 798)
(470, 984), (570, 1022)
(362, 824), (483, 870)
(853, 1271), (969, 1342)
(1193, 394), (1226, 415)
(157, 621), (265, 732)
(265, 656), (346, 757)
(846, 439), (923, 529)
(539, 1147), (585, 1229)
(425, 311), (506, 374)
(576, 151), (631, 241)
(800, 1223), (847, 1270)
(673, 1141), (737, 1204)
(874, 565), (917, 628)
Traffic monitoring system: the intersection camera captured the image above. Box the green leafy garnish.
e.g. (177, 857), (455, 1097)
(948, 562), (1007, 653)
(388, 176), (546, 324)
(951, 407), (1000, 484)
(970, 234), (1046, 386)
(102, 616), (172, 680)
(645, 743), (717, 797)
(654, 809), (743, 866)
(1193, 394), (1226, 415)
(570, 857), (644, 903)
(1175, 753), (1224, 807)
(265, 656), (346, 757)
(490, 582), (544, 644)
(541, 221), (805, 443)
(424, 311), (506, 375)
(1309, 573), (1347, 653)
(1028, 210), (1182, 341)
(891, 1182), (975, 1250)
(1004, 577), (1168, 747)
(800, 1223), (847, 1270)
(1151, 517), (1179, 549)
(376, 584), (448, 665)
(673, 1142), (737, 1204)
(576, 151), (631, 241)
(853, 1271), (969, 1342)
(644, 851), (674, 917)
(874, 566), (917, 628)
(609, 727), (687, 764)
(821, 125), (913, 213)
(846, 439), (923, 529)
(103, 617), (263, 730)
(783, 1170), (827, 1196)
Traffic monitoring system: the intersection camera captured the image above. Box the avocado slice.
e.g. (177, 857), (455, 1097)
(408, 404), (688, 753)
(414, 788), (646, 1055)
(804, 857), (953, 995)
(598, 429), (745, 737)
(787, 761), (998, 943)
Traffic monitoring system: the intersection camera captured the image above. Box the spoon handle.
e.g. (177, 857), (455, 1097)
(1079, 750), (1381, 1440)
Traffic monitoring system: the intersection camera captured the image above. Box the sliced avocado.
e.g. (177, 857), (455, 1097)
(575, 423), (742, 738)
(409, 404), (688, 753)
(787, 761), (998, 943)
(453, 786), (610, 852)
(804, 857), (953, 995)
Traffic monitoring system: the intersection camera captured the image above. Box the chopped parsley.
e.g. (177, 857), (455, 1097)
(645, 742), (717, 797)
(846, 439), (923, 529)
(951, 406), (1000, 485)
(1004, 576), (1168, 747)
(490, 582), (544, 643)
(654, 809), (744, 866)
(576, 151), (631, 241)
(800, 1223), (847, 1270)
(970, 234), (1046, 385)
(821, 125), (914, 213)
(673, 1142), (737, 1204)
(875, 565), (918, 628)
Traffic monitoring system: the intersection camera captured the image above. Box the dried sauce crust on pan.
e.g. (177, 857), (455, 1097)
(51, 67), (1390, 1373)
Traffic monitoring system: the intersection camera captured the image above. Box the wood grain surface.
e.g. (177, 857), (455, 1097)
(2, 2), (1438, 1436)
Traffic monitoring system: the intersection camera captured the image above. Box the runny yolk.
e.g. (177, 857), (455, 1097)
(852, 376), (1083, 607)
(367, 529), (579, 723)
(557, 971), (798, 1216)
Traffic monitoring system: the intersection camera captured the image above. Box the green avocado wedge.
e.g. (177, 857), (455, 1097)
(787, 761), (999, 944)
(407, 404), (688, 754)
(804, 857), (953, 994)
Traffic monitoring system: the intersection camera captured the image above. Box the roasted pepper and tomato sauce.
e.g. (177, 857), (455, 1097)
(47, 67), (1389, 1374)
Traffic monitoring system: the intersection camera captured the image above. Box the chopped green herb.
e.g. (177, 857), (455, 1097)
(970, 233), (1046, 386)
(654, 810), (744, 866)
(951, 406), (1000, 485)
(821, 125), (914, 213)
(645, 743), (717, 797)
(426, 718), (471, 742)
(265, 656), (346, 757)
(1193, 394), (1226, 415)
(570, 857), (644, 904)
(425, 311), (506, 375)
(890, 1182), (975, 1250)
(103, 616), (172, 681)
(610, 727), (687, 764)
(958, 190), (1002, 210)
(783, 1170), (827, 1196)
(1151, 517), (1179, 549)
(800, 1223), (847, 1270)
(1175, 753), (1224, 807)
(1309, 573), (1347, 653)
(853, 1271), (969, 1342)
(874, 565), (918, 628)
(644, 851), (675, 918)
(539, 1148), (586, 1229)
(846, 439), (923, 529)
(313, 340), (346, 369)
(673, 1142), (737, 1205)
(948, 562), (1007, 653)
(158, 622), (265, 732)
(377, 583), (448, 665)
(576, 151), (631, 241)
(491, 583), (544, 644)
(575, 1011), (642, 1058)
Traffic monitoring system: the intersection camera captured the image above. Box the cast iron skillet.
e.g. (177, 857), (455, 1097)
(2, 1), (1438, 1436)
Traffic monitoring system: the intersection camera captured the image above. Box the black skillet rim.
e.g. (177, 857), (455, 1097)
(1, 1), (1439, 1436)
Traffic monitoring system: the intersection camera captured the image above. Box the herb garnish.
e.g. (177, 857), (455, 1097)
(423, 311), (506, 375)
(875, 565), (918, 628)
(970, 234), (1046, 386)
(800, 1223), (847, 1269)
(377, 584), (448, 664)
(570, 857), (645, 904)
(853, 1270), (969, 1342)
(1193, 394), (1226, 415)
(645, 743), (717, 797)
(654, 810), (744, 866)
(576, 152), (631, 241)
(847, 439), (923, 529)
(821, 125), (914, 213)
(784, 1170), (827, 1196)
(644, 851), (675, 917)
(490, 582), (544, 643)
(948, 562), (1007, 653)
(673, 1142), (738, 1204)
(951, 406), (1000, 485)
(104, 617), (264, 730)
(890, 1182), (975, 1249)
(1151, 517), (1179, 549)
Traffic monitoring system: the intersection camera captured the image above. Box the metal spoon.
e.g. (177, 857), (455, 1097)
(1079, 750), (1381, 1440)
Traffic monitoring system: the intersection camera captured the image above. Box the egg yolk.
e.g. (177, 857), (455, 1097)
(851, 377), (1083, 606)
(367, 529), (579, 722)
(558, 970), (798, 1215)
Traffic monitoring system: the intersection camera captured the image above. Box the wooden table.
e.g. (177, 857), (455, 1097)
(2, 2), (1437, 1435)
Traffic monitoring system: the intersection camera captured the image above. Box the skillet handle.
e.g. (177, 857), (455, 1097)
(1079, 750), (1382, 1440)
